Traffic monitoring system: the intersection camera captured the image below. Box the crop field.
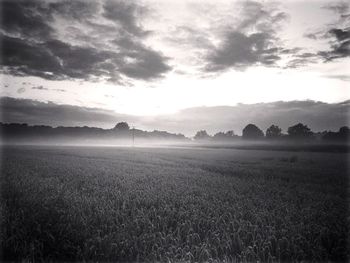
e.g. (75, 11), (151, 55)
(0, 145), (348, 262)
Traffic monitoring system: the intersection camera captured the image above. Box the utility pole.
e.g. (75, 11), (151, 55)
(132, 126), (135, 147)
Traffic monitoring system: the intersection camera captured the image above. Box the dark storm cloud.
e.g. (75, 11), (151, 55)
(206, 32), (282, 71)
(329, 28), (350, 42)
(48, 0), (99, 21)
(110, 37), (171, 80)
(0, 97), (138, 128)
(1, 97), (348, 136)
(0, 0), (171, 83)
(1, 0), (53, 39)
(1, 34), (63, 80)
(103, 0), (150, 37)
(204, 1), (288, 72)
(318, 29), (350, 61)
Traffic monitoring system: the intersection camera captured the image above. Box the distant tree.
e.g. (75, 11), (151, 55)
(242, 124), (264, 139)
(339, 126), (350, 136)
(213, 132), (225, 139)
(226, 130), (236, 137)
(287, 123), (313, 139)
(322, 126), (350, 142)
(266, 125), (282, 139)
(194, 130), (211, 140)
(114, 122), (130, 131)
(213, 130), (238, 140)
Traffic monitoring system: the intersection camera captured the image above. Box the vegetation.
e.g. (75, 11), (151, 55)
(287, 123), (313, 140)
(242, 124), (264, 140)
(1, 146), (348, 262)
(265, 125), (282, 139)
(213, 131), (238, 141)
(323, 126), (350, 142)
(195, 123), (349, 143)
(0, 121), (349, 144)
(194, 130), (211, 140)
(114, 122), (130, 131)
(0, 122), (187, 144)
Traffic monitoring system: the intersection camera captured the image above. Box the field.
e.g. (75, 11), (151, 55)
(0, 145), (348, 262)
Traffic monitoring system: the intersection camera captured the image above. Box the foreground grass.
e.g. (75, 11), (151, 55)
(1, 145), (348, 262)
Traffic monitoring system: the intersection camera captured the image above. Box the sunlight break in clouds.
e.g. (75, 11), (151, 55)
(0, 0), (349, 118)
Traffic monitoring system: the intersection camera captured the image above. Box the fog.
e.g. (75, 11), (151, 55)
(0, 136), (190, 148)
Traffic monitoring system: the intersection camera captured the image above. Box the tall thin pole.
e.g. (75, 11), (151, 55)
(132, 126), (135, 147)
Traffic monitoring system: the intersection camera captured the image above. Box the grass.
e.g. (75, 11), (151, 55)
(1, 145), (348, 262)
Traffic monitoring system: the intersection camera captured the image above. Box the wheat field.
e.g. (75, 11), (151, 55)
(1, 145), (348, 262)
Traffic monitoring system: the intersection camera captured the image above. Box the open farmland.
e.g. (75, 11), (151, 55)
(0, 145), (348, 262)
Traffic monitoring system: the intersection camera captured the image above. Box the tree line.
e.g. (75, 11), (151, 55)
(194, 123), (350, 142)
(1, 121), (349, 143)
(0, 122), (187, 142)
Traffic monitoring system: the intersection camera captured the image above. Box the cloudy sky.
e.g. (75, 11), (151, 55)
(0, 0), (349, 134)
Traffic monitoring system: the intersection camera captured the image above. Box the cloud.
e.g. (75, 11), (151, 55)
(285, 52), (320, 68)
(48, 0), (99, 21)
(53, 89), (66, 93)
(280, 1), (350, 68)
(319, 2), (350, 61)
(0, 0), (171, 83)
(103, 0), (150, 37)
(31, 86), (66, 92)
(110, 37), (171, 80)
(32, 86), (48, 90)
(206, 32), (282, 71)
(329, 28), (350, 42)
(322, 1), (349, 15)
(322, 74), (350, 81)
(1, 34), (63, 80)
(301, 1), (350, 63)
(1, 97), (348, 136)
(318, 29), (350, 61)
(1, 0), (53, 39)
(144, 100), (349, 136)
(16, 88), (26, 94)
(0, 97), (138, 128)
(201, 1), (288, 72)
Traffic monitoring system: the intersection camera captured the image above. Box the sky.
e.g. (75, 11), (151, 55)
(0, 0), (349, 134)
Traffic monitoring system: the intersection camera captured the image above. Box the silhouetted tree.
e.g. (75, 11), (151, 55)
(339, 126), (350, 136)
(213, 130), (238, 141)
(213, 132), (225, 139)
(226, 130), (235, 137)
(194, 130), (211, 140)
(0, 122), (188, 142)
(266, 125), (282, 139)
(114, 122), (130, 131)
(242, 124), (264, 139)
(287, 123), (313, 139)
(322, 126), (350, 142)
